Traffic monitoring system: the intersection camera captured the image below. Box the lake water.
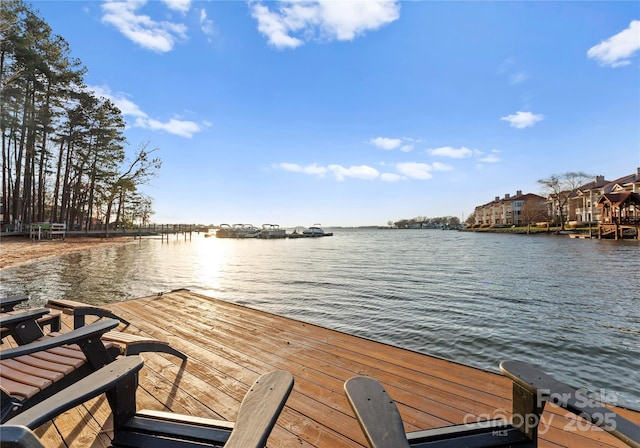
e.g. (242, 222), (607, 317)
(1, 228), (639, 408)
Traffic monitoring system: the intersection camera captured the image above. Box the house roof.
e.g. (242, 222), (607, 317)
(520, 193), (546, 200)
(596, 192), (640, 208)
(571, 170), (640, 197)
(478, 192), (545, 207)
(577, 177), (610, 192)
(603, 171), (640, 193)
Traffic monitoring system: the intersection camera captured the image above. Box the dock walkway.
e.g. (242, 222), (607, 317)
(30, 290), (639, 447)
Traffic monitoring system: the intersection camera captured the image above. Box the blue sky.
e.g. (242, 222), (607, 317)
(33, 1), (640, 227)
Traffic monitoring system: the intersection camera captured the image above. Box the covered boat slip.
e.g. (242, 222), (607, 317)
(27, 290), (638, 447)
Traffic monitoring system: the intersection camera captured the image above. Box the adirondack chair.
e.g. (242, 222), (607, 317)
(0, 356), (294, 448)
(46, 298), (187, 360)
(0, 297), (61, 342)
(0, 356), (144, 447)
(0, 296), (30, 313)
(1, 309), (54, 345)
(0, 318), (122, 423)
(344, 360), (640, 448)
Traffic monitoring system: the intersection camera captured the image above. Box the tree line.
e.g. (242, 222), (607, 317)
(391, 216), (462, 229)
(1, 0), (161, 232)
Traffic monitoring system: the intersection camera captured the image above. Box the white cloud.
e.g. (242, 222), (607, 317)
(328, 164), (380, 181)
(509, 71), (528, 84)
(276, 162), (381, 181)
(277, 162), (301, 172)
(500, 111), (544, 129)
(101, 0), (188, 53)
(90, 85), (147, 118)
(380, 173), (405, 182)
(479, 149), (501, 164)
(427, 146), (475, 159)
(90, 85), (206, 138)
(138, 116), (203, 138)
(498, 58), (530, 87)
(431, 162), (453, 171)
(369, 137), (415, 152)
(250, 0), (400, 49)
(396, 162), (432, 180)
(479, 155), (500, 163)
(200, 9), (215, 37)
(476, 149), (501, 167)
(587, 20), (640, 68)
(251, 4), (304, 49)
(369, 137), (402, 150)
(276, 163), (328, 177)
(162, 0), (191, 14)
(276, 160), (447, 182)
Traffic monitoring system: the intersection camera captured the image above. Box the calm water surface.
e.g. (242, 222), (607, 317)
(2, 229), (639, 407)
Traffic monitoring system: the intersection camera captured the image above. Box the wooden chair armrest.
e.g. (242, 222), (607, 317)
(0, 309), (50, 327)
(46, 299), (129, 329)
(72, 307), (130, 329)
(0, 309), (51, 344)
(0, 296), (30, 313)
(500, 361), (640, 448)
(5, 356), (144, 430)
(344, 376), (411, 448)
(0, 425), (45, 448)
(0, 319), (119, 360)
(225, 370), (294, 448)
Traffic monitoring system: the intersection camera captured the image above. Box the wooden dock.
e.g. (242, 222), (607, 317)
(597, 223), (640, 240)
(30, 289), (639, 448)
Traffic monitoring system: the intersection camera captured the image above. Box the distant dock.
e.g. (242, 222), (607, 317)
(1, 223), (200, 241)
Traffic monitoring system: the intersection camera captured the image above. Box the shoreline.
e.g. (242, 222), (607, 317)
(0, 236), (136, 269)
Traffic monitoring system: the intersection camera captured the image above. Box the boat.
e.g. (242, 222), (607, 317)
(289, 225), (333, 238)
(302, 225), (333, 237)
(569, 233), (592, 239)
(259, 224), (287, 239)
(288, 226), (307, 239)
(215, 224), (260, 238)
(215, 224), (235, 238)
(235, 224), (260, 238)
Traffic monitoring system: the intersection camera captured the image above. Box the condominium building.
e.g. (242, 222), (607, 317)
(474, 191), (546, 226)
(570, 168), (640, 223)
(474, 168), (640, 227)
(569, 175), (610, 223)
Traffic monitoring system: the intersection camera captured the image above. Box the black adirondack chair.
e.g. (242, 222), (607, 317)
(2, 300), (186, 361)
(345, 360), (640, 448)
(0, 296), (30, 313)
(0, 316), (122, 423)
(0, 296), (61, 342)
(0, 309), (55, 345)
(45, 299), (187, 360)
(1, 356), (294, 448)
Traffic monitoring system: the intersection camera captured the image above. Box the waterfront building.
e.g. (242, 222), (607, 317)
(570, 168), (640, 224)
(474, 191), (546, 227)
(570, 175), (611, 223)
(474, 168), (640, 228)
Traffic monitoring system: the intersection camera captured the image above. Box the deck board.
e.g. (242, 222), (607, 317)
(35, 289), (639, 448)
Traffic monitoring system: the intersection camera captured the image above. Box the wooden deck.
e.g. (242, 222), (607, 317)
(597, 223), (640, 239)
(28, 289), (639, 448)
